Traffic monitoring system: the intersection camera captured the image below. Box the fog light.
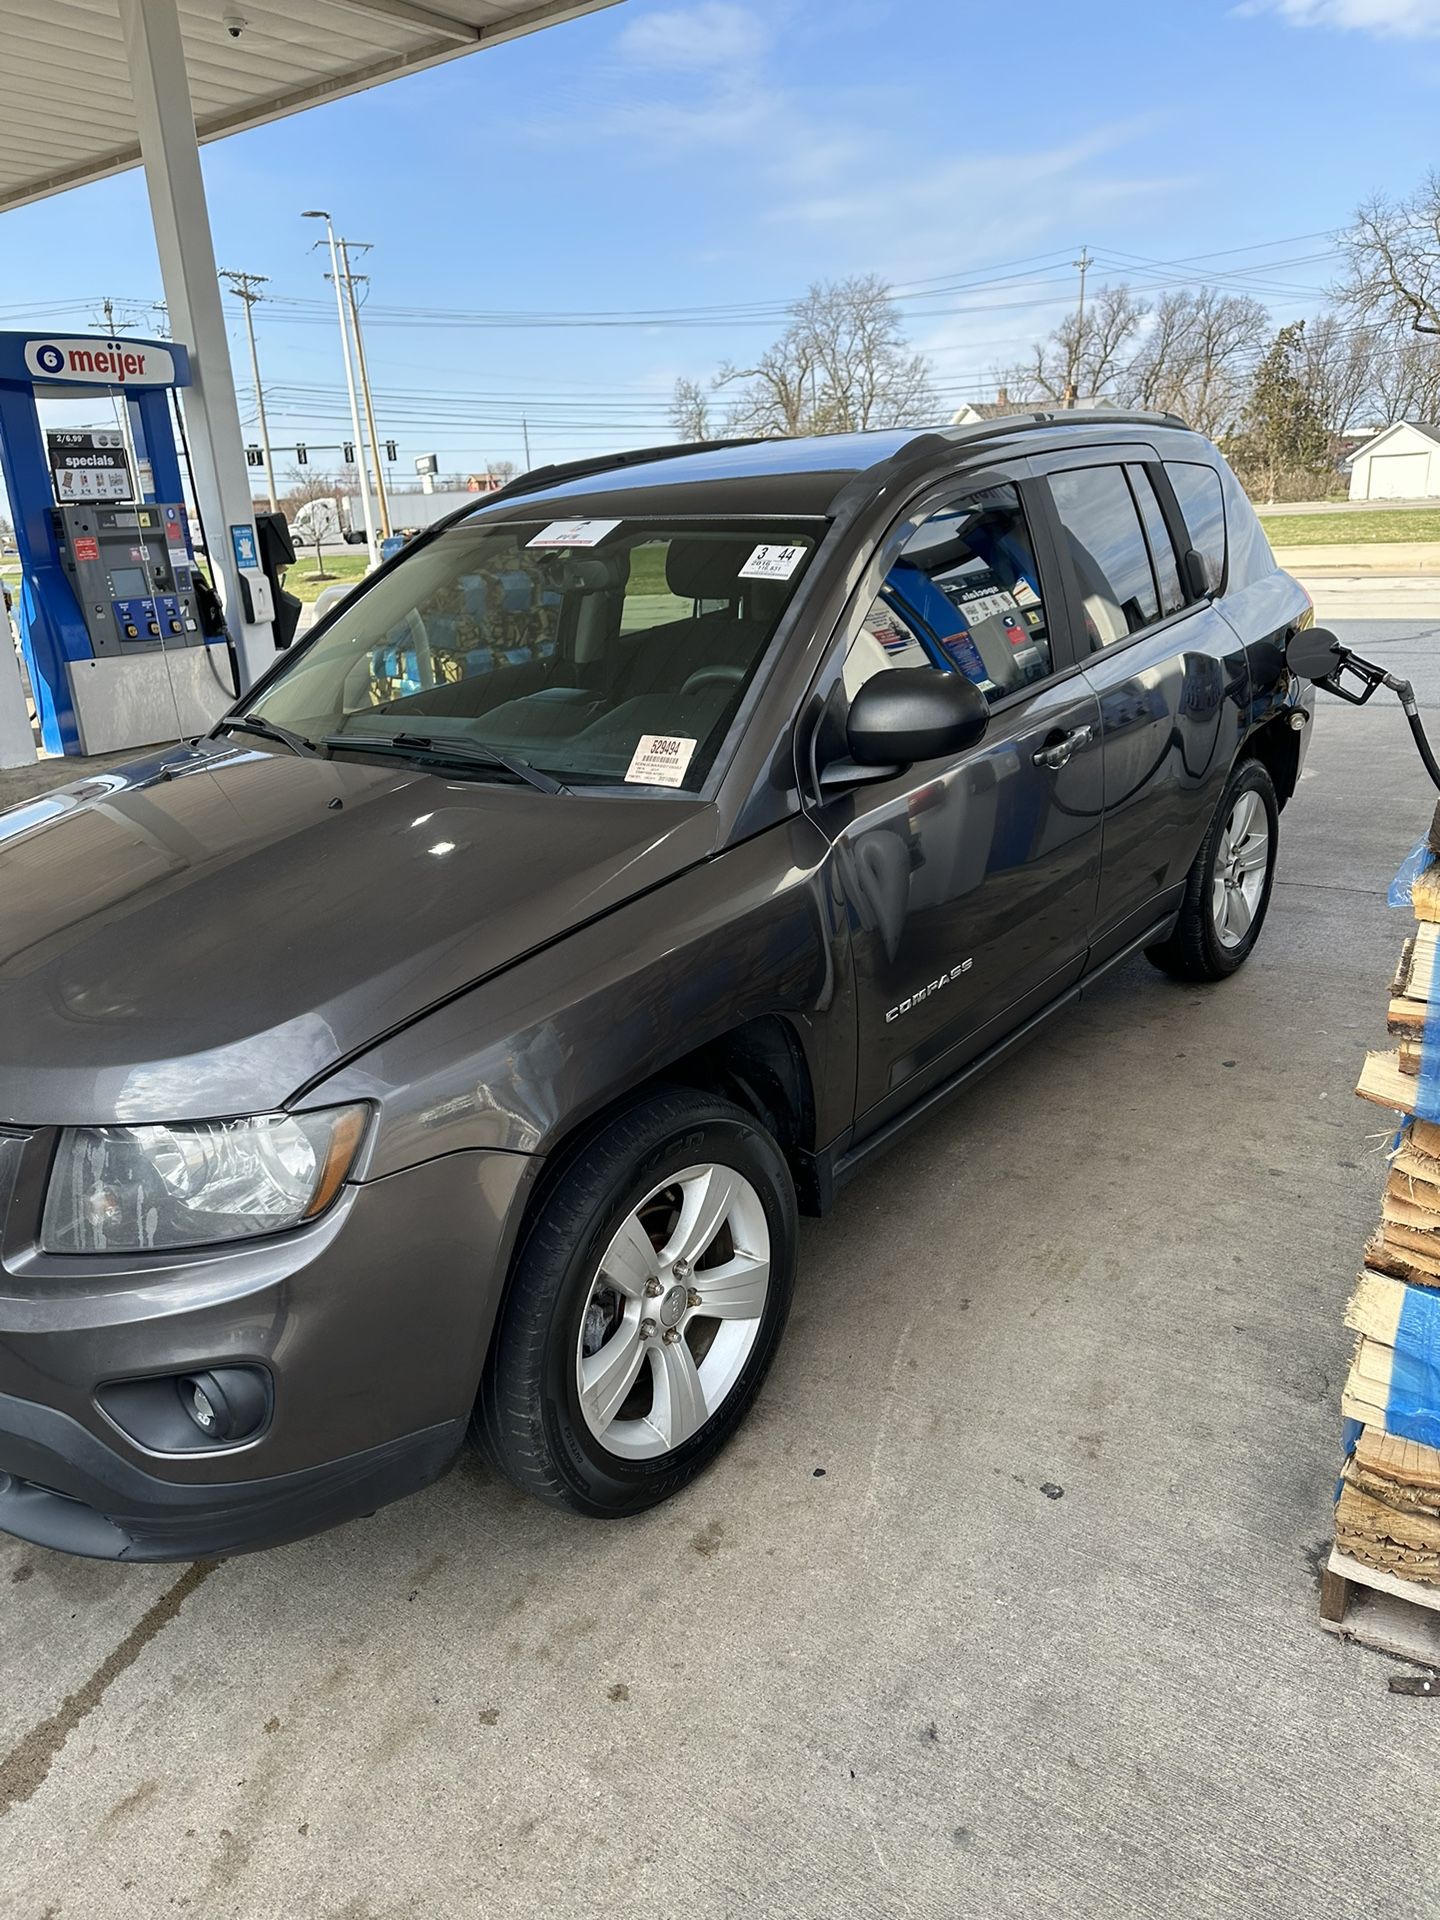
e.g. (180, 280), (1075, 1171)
(177, 1368), (269, 1444)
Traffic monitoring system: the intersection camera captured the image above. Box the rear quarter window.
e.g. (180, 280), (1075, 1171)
(1164, 461), (1227, 591)
(1217, 460), (1278, 591)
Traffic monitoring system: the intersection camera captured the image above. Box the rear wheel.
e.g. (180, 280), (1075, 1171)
(476, 1089), (797, 1516)
(1146, 759), (1279, 982)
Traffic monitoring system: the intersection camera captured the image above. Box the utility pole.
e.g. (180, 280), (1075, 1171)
(335, 240), (391, 540)
(220, 270), (277, 513)
(95, 297), (144, 493)
(522, 416), (532, 467)
(1066, 246), (1093, 410)
(302, 210), (378, 565)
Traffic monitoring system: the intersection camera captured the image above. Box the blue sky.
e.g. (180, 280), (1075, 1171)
(3, 0), (1440, 489)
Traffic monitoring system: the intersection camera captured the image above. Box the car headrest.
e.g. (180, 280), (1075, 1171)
(665, 536), (756, 602)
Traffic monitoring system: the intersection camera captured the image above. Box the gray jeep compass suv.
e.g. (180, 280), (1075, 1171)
(0, 417), (1312, 1559)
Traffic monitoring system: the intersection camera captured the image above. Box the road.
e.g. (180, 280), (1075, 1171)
(3, 596), (1440, 1918)
(1261, 496), (1435, 515)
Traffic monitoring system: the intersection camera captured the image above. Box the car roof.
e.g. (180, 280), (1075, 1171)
(455, 412), (1196, 527)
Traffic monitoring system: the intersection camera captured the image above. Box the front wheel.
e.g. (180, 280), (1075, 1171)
(1146, 759), (1279, 982)
(476, 1089), (797, 1517)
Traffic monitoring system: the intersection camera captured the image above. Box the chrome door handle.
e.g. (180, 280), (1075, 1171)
(1032, 724), (1093, 770)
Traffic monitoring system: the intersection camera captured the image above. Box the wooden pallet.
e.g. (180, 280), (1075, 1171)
(1320, 1547), (1440, 1664)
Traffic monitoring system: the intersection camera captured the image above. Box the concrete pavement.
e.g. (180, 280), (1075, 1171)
(1273, 542), (1440, 576)
(3, 612), (1440, 1918)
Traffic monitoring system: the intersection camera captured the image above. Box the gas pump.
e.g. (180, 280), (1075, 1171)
(0, 331), (237, 756)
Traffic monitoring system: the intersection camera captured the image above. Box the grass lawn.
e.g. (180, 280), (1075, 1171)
(1258, 506), (1440, 546)
(286, 553), (370, 604)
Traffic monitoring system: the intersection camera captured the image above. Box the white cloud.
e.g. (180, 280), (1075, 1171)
(617, 2), (771, 69)
(774, 122), (1161, 233)
(1241, 0), (1440, 34)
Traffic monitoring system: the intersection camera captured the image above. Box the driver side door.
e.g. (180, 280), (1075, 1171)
(806, 474), (1105, 1137)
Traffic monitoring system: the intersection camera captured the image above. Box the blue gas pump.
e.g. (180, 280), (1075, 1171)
(0, 330), (231, 756)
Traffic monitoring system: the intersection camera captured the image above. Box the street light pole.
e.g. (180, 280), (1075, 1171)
(336, 239), (392, 540)
(220, 269), (277, 512)
(302, 210), (377, 565)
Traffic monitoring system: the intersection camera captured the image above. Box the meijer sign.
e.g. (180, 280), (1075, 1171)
(23, 338), (177, 387)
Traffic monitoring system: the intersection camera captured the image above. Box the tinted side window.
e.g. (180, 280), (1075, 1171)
(1049, 466), (1159, 649)
(884, 483), (1054, 704)
(1165, 461), (1227, 592)
(1129, 466), (1185, 615)
(843, 598), (933, 699)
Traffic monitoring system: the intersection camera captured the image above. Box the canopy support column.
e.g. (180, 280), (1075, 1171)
(118, 0), (276, 691)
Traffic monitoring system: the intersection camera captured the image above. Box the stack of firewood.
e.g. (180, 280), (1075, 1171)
(1343, 809), (1440, 1593)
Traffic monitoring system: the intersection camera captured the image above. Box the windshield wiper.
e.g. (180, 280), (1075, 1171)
(321, 730), (566, 795)
(211, 714), (319, 758)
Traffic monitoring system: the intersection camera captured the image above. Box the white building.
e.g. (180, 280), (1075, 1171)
(1347, 422), (1440, 501)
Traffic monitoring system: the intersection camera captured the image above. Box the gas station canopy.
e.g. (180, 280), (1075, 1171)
(0, 0), (619, 213)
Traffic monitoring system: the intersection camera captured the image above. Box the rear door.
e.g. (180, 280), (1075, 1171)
(1031, 448), (1249, 967)
(802, 468), (1104, 1134)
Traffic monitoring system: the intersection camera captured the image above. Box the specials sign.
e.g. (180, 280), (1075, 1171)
(24, 338), (177, 387)
(47, 431), (135, 503)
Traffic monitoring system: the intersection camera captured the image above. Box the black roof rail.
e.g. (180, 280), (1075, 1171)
(940, 405), (1191, 436)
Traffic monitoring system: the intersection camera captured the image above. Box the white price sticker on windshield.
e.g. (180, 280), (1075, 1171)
(527, 519), (621, 549)
(739, 542), (805, 582)
(625, 734), (697, 788)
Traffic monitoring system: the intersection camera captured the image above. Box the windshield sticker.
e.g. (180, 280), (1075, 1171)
(739, 542), (806, 582)
(526, 519), (622, 549)
(625, 734), (697, 788)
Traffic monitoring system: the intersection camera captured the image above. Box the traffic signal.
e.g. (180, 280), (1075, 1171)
(342, 440), (355, 464)
(385, 439), (397, 461)
(245, 444), (263, 468)
(295, 442), (308, 466)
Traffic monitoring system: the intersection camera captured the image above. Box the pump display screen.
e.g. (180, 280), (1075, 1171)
(108, 566), (149, 596)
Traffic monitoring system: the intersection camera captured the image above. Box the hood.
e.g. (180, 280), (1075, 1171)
(0, 744), (719, 1126)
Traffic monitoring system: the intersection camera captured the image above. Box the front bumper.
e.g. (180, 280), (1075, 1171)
(0, 1397), (464, 1560)
(0, 1135), (537, 1560)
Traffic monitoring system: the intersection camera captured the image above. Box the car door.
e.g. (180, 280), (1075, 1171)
(1032, 449), (1249, 967)
(802, 470), (1104, 1136)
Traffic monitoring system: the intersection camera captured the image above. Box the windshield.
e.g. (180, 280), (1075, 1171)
(244, 516), (822, 793)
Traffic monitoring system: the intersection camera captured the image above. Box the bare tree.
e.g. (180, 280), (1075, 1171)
(1338, 175), (1440, 338)
(1295, 312), (1381, 436)
(1004, 284), (1150, 404)
(670, 377), (714, 441)
(487, 459), (518, 486)
(718, 336), (816, 436)
(718, 276), (936, 437)
(1371, 330), (1440, 424)
(278, 466), (345, 517)
(1121, 289), (1269, 437)
(796, 276), (936, 432)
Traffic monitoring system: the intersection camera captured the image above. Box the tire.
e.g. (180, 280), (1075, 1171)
(475, 1088), (798, 1517)
(1146, 758), (1279, 982)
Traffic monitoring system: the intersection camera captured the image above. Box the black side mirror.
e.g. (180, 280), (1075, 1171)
(1286, 626), (1345, 683)
(847, 668), (990, 767)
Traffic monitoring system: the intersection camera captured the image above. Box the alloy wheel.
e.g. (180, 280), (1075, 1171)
(576, 1163), (771, 1461)
(1211, 787), (1270, 949)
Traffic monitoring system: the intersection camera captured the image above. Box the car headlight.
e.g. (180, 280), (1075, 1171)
(41, 1107), (368, 1254)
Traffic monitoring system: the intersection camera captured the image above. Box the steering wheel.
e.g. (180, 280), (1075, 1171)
(679, 664), (746, 697)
